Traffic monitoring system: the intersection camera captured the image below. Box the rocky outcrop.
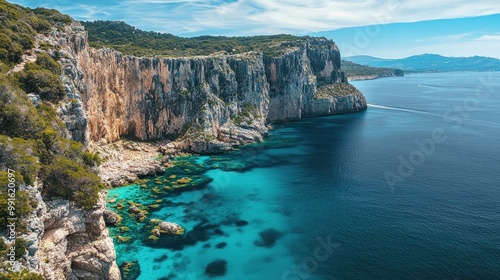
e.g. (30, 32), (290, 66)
(347, 68), (404, 81)
(90, 140), (177, 187)
(103, 209), (122, 226)
(56, 23), (366, 153)
(18, 21), (367, 280)
(21, 184), (120, 280)
(158, 221), (184, 235)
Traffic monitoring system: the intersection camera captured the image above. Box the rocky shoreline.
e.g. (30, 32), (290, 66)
(6, 20), (368, 279)
(92, 140), (186, 187)
(347, 70), (404, 81)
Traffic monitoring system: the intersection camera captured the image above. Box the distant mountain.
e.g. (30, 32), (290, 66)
(341, 60), (404, 81)
(344, 54), (500, 72)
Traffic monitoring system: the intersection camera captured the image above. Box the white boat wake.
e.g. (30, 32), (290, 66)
(368, 104), (500, 128)
(367, 104), (442, 118)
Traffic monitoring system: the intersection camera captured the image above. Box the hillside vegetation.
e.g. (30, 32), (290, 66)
(0, 2), (103, 276)
(0, 0), (71, 69)
(341, 60), (404, 79)
(82, 20), (311, 57)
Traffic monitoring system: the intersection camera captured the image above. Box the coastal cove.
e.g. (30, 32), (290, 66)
(1, 2), (499, 279)
(107, 72), (500, 279)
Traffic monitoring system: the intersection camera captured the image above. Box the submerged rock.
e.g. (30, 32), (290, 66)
(153, 255), (168, 262)
(215, 242), (227, 249)
(117, 235), (131, 243)
(235, 220), (249, 227)
(204, 259), (227, 277)
(145, 220), (186, 245)
(176, 177), (192, 184)
(158, 221), (185, 235)
(254, 228), (283, 248)
(120, 260), (141, 280)
(144, 221), (222, 250)
(128, 205), (140, 214)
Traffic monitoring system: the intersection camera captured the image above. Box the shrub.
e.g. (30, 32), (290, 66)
(0, 171), (32, 230)
(32, 7), (73, 25)
(0, 34), (25, 64)
(41, 156), (104, 208)
(36, 129), (58, 164)
(14, 238), (27, 259)
(37, 103), (67, 137)
(41, 52), (60, 71)
(0, 271), (45, 280)
(0, 238), (6, 252)
(0, 137), (40, 186)
(0, 84), (45, 138)
(16, 68), (65, 102)
(82, 151), (101, 167)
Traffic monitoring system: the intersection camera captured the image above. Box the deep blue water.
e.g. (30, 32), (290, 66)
(108, 72), (500, 279)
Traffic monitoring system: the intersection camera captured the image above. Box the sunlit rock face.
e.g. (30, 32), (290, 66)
(60, 23), (366, 153)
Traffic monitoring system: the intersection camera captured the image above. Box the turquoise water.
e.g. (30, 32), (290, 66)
(108, 72), (500, 279)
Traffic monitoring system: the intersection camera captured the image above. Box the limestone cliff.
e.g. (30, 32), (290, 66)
(58, 23), (366, 153)
(5, 24), (120, 280)
(22, 185), (120, 280)
(15, 21), (367, 280)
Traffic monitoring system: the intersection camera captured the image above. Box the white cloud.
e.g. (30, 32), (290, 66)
(476, 34), (500, 41)
(9, 0), (500, 36)
(117, 0), (500, 35)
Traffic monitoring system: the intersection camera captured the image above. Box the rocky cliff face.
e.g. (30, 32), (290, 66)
(59, 23), (366, 153)
(22, 185), (120, 280)
(20, 22), (366, 280)
(7, 24), (120, 280)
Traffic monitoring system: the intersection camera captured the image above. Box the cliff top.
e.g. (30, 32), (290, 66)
(0, 0), (73, 72)
(82, 20), (336, 58)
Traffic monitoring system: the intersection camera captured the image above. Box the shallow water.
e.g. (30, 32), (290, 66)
(108, 72), (500, 279)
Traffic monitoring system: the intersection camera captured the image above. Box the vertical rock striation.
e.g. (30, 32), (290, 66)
(31, 21), (367, 280)
(14, 24), (120, 280)
(58, 23), (366, 153)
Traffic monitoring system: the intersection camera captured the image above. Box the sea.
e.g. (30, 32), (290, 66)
(107, 72), (500, 280)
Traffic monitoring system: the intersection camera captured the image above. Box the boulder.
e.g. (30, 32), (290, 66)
(103, 208), (122, 226)
(158, 221), (184, 235)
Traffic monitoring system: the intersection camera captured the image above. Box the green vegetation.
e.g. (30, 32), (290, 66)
(0, 235), (40, 278)
(0, 0), (103, 237)
(234, 102), (257, 125)
(82, 151), (101, 167)
(41, 156), (103, 209)
(13, 238), (27, 259)
(0, 171), (32, 230)
(0, 270), (45, 280)
(0, 1), (72, 68)
(0, 136), (39, 186)
(0, 81), (44, 139)
(82, 20), (310, 57)
(341, 60), (403, 78)
(16, 52), (65, 102)
(316, 83), (362, 98)
(0, 2), (104, 276)
(0, 78), (105, 209)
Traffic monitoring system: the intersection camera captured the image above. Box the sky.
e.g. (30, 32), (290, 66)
(8, 0), (500, 59)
